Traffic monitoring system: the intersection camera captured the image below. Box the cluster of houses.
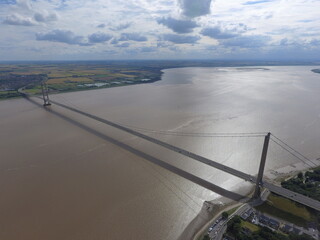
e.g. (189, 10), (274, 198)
(257, 214), (280, 230)
(77, 78), (152, 89)
(240, 207), (318, 239)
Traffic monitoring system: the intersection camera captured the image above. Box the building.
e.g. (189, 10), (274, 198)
(268, 219), (280, 230)
(259, 215), (270, 225)
(280, 224), (292, 234)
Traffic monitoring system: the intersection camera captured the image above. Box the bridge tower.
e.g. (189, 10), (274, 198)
(254, 132), (271, 198)
(41, 82), (51, 106)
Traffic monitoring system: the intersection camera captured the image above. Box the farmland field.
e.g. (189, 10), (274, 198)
(0, 61), (165, 99)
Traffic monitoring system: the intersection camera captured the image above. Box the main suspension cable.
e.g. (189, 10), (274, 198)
(270, 138), (316, 168)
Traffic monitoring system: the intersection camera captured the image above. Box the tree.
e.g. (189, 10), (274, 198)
(227, 216), (242, 236)
(222, 211), (229, 220)
(202, 234), (210, 240)
(289, 233), (314, 240)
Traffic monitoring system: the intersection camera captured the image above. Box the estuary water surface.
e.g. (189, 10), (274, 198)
(1, 66), (320, 240)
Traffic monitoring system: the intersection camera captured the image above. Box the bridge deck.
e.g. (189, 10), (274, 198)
(41, 98), (320, 212)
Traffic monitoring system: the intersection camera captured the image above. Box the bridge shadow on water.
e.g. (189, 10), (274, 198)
(24, 96), (250, 203)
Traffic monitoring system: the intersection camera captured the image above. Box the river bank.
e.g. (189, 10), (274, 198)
(189, 200), (245, 240)
(266, 159), (320, 185)
(185, 158), (320, 240)
(178, 200), (224, 240)
(178, 184), (255, 240)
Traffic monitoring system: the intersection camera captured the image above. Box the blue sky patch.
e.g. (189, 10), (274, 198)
(0, 0), (16, 5)
(243, 0), (273, 5)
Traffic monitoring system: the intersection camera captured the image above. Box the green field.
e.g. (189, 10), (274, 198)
(0, 90), (21, 99)
(255, 193), (319, 228)
(241, 221), (260, 232)
(0, 62), (164, 99)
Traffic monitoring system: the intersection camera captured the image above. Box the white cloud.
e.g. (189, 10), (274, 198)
(16, 0), (32, 11)
(157, 17), (199, 34)
(0, 0), (319, 60)
(34, 12), (58, 22)
(179, 0), (213, 18)
(36, 29), (89, 46)
(88, 32), (113, 43)
(201, 26), (237, 39)
(114, 42), (130, 48)
(118, 33), (148, 42)
(110, 23), (132, 31)
(3, 14), (36, 26)
(220, 35), (271, 48)
(160, 34), (200, 44)
(97, 23), (106, 28)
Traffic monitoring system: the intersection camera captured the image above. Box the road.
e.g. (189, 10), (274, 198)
(263, 182), (320, 211)
(208, 203), (251, 240)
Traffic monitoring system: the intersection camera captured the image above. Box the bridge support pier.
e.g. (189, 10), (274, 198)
(254, 132), (270, 198)
(41, 82), (51, 106)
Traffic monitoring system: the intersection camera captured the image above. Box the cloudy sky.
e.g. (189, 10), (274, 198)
(1, 0), (320, 61)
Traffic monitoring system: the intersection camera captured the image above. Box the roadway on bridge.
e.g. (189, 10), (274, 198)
(263, 182), (320, 211)
(24, 96), (249, 202)
(27, 96), (320, 211)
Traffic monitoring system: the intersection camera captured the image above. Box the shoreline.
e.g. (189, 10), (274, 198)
(179, 185), (256, 240)
(2, 74), (163, 102)
(178, 200), (225, 240)
(2, 63), (319, 102)
(186, 159), (320, 240)
(265, 159), (320, 185)
(191, 200), (245, 240)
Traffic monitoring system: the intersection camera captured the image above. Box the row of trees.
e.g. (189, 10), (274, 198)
(281, 169), (320, 201)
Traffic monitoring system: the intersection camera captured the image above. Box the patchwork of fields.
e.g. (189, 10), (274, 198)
(0, 62), (163, 99)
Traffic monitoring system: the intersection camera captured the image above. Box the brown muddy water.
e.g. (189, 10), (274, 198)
(1, 66), (320, 240)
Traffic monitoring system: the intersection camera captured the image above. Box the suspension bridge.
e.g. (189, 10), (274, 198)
(20, 85), (320, 211)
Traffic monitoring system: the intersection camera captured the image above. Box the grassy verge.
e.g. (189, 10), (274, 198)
(255, 193), (318, 228)
(226, 206), (238, 216)
(0, 90), (21, 99)
(241, 221), (260, 232)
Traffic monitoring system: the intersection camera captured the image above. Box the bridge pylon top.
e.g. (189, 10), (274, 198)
(41, 82), (51, 107)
